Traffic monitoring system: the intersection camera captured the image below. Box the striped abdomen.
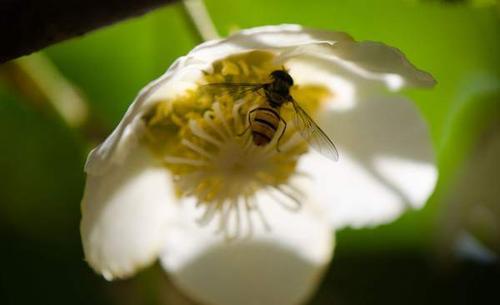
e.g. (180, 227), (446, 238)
(250, 106), (281, 146)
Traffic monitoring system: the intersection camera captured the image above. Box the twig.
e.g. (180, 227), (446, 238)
(0, 0), (178, 63)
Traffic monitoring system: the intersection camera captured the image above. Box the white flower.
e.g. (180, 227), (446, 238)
(81, 24), (437, 305)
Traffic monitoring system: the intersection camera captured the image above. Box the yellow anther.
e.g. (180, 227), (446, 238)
(142, 50), (331, 238)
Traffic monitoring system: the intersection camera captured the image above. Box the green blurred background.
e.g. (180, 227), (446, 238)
(0, 0), (499, 304)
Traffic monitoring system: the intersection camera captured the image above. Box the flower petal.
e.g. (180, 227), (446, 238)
(332, 40), (436, 88)
(84, 56), (203, 175)
(83, 25), (380, 175)
(160, 194), (333, 305)
(81, 144), (176, 280)
(83, 24), (437, 234)
(281, 41), (436, 93)
(302, 95), (437, 228)
(186, 24), (354, 61)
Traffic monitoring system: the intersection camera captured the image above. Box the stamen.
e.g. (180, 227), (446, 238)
(220, 199), (241, 241)
(232, 102), (245, 131)
(181, 139), (214, 159)
(269, 185), (302, 212)
(212, 102), (233, 137)
(241, 133), (254, 151)
(243, 197), (255, 239)
(196, 202), (218, 225)
(283, 183), (306, 201)
(164, 156), (208, 167)
(278, 132), (304, 152)
(189, 120), (222, 147)
(203, 110), (228, 140)
(249, 197), (272, 232)
(232, 199), (242, 240)
(216, 201), (229, 234)
(143, 50), (330, 239)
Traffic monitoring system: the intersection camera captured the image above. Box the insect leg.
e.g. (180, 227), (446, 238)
(276, 116), (287, 152)
(237, 108), (258, 137)
(237, 126), (250, 137)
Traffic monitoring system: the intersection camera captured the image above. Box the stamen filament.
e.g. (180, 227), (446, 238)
(243, 197), (255, 239)
(271, 185), (303, 211)
(212, 102), (234, 137)
(143, 50), (329, 238)
(250, 197), (272, 232)
(197, 202), (218, 226)
(181, 139), (214, 159)
(164, 156), (208, 167)
(189, 120), (222, 147)
(203, 111), (229, 140)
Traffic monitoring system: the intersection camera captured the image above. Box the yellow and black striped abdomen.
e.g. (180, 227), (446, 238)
(250, 107), (280, 146)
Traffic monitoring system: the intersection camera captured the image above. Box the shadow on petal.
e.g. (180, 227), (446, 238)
(160, 196), (333, 305)
(328, 95), (436, 205)
(164, 241), (326, 305)
(303, 95), (436, 228)
(81, 144), (175, 280)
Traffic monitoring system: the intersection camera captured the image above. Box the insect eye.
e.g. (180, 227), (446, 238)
(271, 70), (293, 86)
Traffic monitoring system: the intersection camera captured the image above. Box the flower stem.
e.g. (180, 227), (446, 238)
(182, 0), (220, 41)
(0, 53), (109, 143)
(1, 53), (89, 128)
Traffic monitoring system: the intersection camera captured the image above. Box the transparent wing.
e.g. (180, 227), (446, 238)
(202, 82), (264, 100)
(291, 98), (339, 161)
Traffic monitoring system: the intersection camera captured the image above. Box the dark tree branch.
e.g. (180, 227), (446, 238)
(0, 0), (178, 63)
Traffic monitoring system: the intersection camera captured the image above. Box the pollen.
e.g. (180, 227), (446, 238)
(142, 51), (330, 239)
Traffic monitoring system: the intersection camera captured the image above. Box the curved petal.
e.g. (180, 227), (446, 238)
(280, 41), (436, 91)
(84, 25), (353, 176)
(160, 194), (333, 305)
(87, 24), (426, 176)
(83, 23), (437, 234)
(84, 56), (204, 175)
(81, 144), (177, 280)
(185, 24), (354, 61)
(331, 40), (436, 88)
(300, 95), (437, 228)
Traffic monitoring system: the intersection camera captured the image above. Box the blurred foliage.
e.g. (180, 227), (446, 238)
(0, 0), (499, 304)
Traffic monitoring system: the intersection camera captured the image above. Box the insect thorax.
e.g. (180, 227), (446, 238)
(265, 70), (294, 106)
(265, 96), (285, 108)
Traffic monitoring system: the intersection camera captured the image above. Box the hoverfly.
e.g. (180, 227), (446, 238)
(204, 69), (339, 161)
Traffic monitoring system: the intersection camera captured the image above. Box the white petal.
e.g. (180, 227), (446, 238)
(160, 194), (333, 305)
(333, 40), (436, 88)
(280, 41), (436, 91)
(186, 24), (354, 61)
(85, 24), (434, 175)
(84, 56), (204, 175)
(81, 144), (176, 280)
(84, 25), (352, 175)
(302, 95), (437, 228)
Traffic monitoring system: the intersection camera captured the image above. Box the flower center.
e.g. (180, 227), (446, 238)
(142, 51), (331, 239)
